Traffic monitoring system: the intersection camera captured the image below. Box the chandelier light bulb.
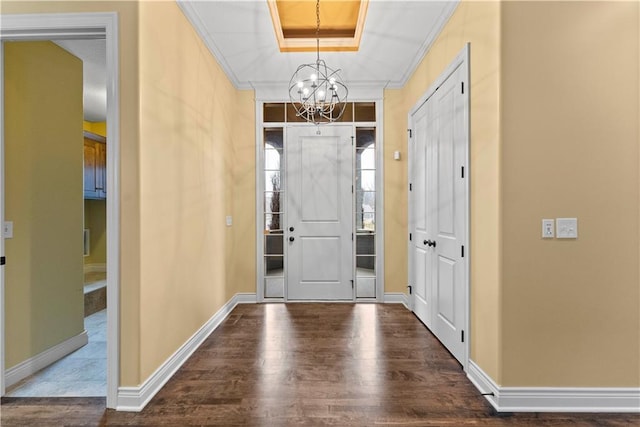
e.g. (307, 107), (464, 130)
(310, 73), (317, 82)
(318, 90), (325, 99)
(297, 81), (304, 88)
(302, 87), (309, 96)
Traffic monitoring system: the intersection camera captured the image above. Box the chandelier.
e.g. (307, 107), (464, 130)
(288, 0), (348, 124)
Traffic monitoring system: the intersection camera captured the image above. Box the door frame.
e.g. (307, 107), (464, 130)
(254, 98), (385, 302)
(0, 12), (120, 408)
(407, 44), (470, 370)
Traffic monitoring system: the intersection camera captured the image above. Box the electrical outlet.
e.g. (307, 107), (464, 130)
(542, 219), (554, 238)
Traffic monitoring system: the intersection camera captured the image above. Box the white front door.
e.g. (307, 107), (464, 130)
(409, 52), (468, 365)
(286, 125), (354, 300)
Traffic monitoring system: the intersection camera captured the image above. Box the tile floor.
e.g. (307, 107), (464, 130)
(6, 309), (107, 397)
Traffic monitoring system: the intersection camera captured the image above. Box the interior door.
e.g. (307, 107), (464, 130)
(410, 100), (432, 327)
(286, 125), (353, 300)
(410, 62), (467, 364)
(430, 64), (466, 361)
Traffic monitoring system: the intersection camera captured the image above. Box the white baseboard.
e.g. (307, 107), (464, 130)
(384, 292), (410, 310)
(467, 360), (640, 413)
(5, 330), (88, 388)
(116, 293), (257, 412)
(235, 293), (257, 304)
(84, 263), (106, 274)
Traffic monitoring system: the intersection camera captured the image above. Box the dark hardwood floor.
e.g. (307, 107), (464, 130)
(1, 303), (638, 426)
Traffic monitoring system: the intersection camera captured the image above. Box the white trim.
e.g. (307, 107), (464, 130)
(0, 12), (120, 408)
(116, 293), (257, 412)
(0, 40), (5, 396)
(383, 292), (410, 310)
(5, 330), (88, 388)
(386, 1), (460, 88)
(255, 102), (265, 302)
(466, 359), (500, 409)
(375, 99), (385, 302)
(176, 0), (247, 89)
(467, 360), (640, 413)
(83, 263), (107, 274)
(235, 293), (258, 304)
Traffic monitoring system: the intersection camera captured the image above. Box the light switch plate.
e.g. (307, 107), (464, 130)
(225, 215), (232, 227)
(3, 221), (13, 239)
(542, 219), (554, 238)
(556, 218), (578, 238)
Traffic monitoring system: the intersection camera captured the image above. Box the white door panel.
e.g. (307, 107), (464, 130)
(410, 99), (431, 326)
(287, 125), (353, 300)
(432, 64), (466, 360)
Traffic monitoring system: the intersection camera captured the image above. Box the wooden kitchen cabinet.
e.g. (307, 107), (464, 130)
(83, 131), (106, 200)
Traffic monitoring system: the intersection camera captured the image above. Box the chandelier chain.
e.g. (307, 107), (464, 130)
(316, 0), (320, 62)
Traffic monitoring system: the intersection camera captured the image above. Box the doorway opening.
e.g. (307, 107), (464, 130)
(0, 12), (120, 408)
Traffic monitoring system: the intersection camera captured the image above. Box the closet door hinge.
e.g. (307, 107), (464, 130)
(461, 166), (465, 178)
(0, 256), (5, 266)
(461, 245), (465, 258)
(461, 330), (465, 342)
(409, 233), (412, 241)
(407, 129), (412, 138)
(409, 183), (412, 191)
(461, 82), (465, 94)
(407, 285), (412, 295)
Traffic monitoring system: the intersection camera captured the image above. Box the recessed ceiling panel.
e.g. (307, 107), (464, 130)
(268, 0), (368, 52)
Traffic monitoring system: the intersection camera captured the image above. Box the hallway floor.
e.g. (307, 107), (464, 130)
(1, 304), (637, 426)
(5, 309), (106, 397)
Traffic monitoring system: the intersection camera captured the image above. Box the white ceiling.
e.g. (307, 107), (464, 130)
(49, 1), (459, 121)
(53, 39), (106, 122)
(178, 0), (459, 90)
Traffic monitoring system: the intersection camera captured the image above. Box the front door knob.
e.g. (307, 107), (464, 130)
(289, 236), (295, 242)
(289, 226), (295, 232)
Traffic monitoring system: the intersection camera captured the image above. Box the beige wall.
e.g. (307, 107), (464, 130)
(500, 1), (639, 387)
(2, 0), (254, 387)
(384, 1), (502, 381)
(84, 199), (107, 266)
(4, 41), (84, 368)
(137, 1), (254, 380)
(228, 90), (257, 296)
